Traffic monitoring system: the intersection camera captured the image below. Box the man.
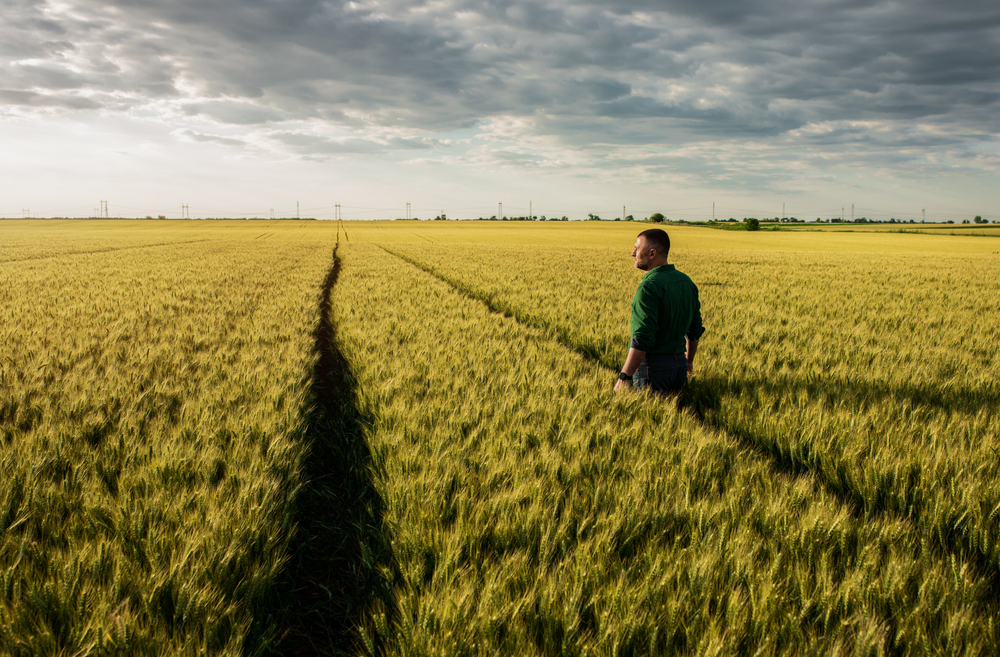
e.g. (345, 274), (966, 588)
(614, 228), (704, 394)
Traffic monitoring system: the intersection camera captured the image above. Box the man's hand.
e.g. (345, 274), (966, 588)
(616, 347), (646, 392)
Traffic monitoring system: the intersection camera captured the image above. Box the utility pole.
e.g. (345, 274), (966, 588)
(499, 202), (502, 219)
(406, 201), (411, 220)
(782, 202), (785, 220)
(623, 204), (626, 221)
(530, 200), (532, 220)
(713, 202), (715, 221)
(851, 203), (854, 222)
(297, 201), (300, 220)
(922, 208), (926, 223)
(842, 207), (844, 222)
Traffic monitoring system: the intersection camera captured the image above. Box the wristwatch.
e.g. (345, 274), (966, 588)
(618, 371), (631, 381)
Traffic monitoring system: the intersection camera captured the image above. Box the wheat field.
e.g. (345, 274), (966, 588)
(2, 219), (999, 655)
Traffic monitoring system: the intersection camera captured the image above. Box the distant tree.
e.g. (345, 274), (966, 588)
(974, 215), (984, 224)
(649, 212), (665, 223)
(587, 213), (602, 221)
(744, 217), (760, 231)
(625, 214), (634, 221)
(561, 216), (569, 221)
(540, 215), (547, 221)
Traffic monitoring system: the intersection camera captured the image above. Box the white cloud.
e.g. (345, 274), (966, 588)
(1, 0), (999, 217)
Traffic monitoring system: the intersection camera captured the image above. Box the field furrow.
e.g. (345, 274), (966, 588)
(254, 243), (400, 656)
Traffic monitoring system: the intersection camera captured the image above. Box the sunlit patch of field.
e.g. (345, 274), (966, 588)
(336, 240), (1000, 655)
(2, 218), (1000, 654)
(1, 234), (333, 654)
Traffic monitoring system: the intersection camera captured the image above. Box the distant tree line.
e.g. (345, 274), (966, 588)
(394, 212), (998, 224)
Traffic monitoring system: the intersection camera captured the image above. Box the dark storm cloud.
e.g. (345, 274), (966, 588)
(2, 0), (998, 175)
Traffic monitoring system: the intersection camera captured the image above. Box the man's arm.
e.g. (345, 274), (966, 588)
(614, 347), (646, 392)
(685, 338), (698, 376)
(685, 283), (705, 376)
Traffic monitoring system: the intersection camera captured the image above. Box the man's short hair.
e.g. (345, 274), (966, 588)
(637, 229), (670, 257)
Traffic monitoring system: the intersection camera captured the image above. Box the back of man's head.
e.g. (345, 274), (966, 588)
(637, 229), (670, 258)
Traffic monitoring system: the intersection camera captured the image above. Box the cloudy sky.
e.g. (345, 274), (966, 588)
(2, 0), (998, 221)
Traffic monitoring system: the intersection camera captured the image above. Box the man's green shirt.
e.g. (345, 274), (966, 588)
(629, 264), (705, 355)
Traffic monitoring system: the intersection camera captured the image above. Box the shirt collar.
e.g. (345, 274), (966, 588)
(643, 263), (675, 279)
